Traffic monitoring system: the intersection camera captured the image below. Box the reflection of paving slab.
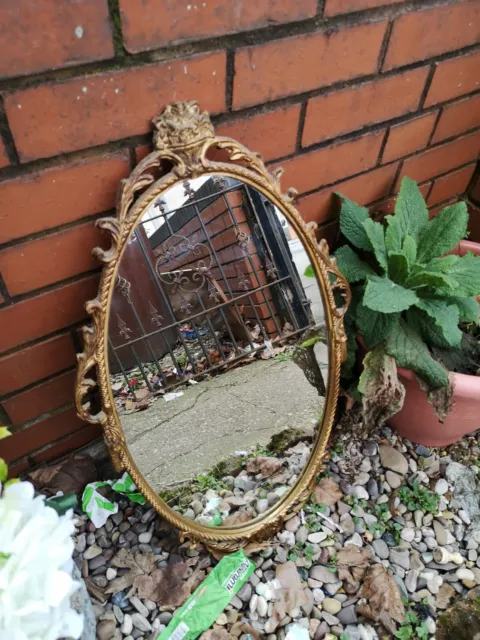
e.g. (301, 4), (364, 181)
(122, 358), (327, 491)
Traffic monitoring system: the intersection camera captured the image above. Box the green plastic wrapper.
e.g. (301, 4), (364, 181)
(157, 550), (255, 640)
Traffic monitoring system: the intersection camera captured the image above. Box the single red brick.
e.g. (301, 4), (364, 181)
(1, 406), (86, 462)
(32, 423), (103, 464)
(0, 153), (130, 244)
(120, 0), (317, 52)
(425, 51), (480, 106)
(5, 52), (226, 161)
(277, 129), (385, 195)
(432, 94), (480, 144)
(0, 275), (99, 354)
(233, 21), (387, 109)
(0, 334), (76, 396)
(3, 370), (76, 426)
(381, 112), (438, 163)
(324, 0), (402, 16)
(297, 163), (399, 224)
(384, 2), (480, 70)
(427, 164), (476, 206)
(217, 105), (301, 161)
(399, 130), (480, 185)
(0, 0), (113, 79)
(0, 138), (9, 169)
(303, 68), (429, 146)
(0, 223), (104, 296)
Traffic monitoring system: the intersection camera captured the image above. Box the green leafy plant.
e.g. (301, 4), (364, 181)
(395, 608), (429, 639)
(398, 480), (439, 514)
(336, 176), (480, 422)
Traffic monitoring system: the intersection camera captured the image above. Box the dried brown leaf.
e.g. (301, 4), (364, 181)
(245, 456), (284, 478)
(272, 561), (310, 625)
(360, 347), (406, 429)
(313, 477), (343, 507)
(200, 631), (233, 640)
(26, 455), (97, 496)
(357, 564), (405, 633)
(337, 546), (372, 592)
(135, 562), (205, 607)
(105, 549), (156, 595)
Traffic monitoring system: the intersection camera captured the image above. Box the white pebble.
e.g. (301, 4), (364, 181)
(435, 479), (449, 495)
(401, 528), (415, 543)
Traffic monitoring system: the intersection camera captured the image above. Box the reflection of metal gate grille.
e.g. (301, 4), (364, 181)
(108, 177), (316, 400)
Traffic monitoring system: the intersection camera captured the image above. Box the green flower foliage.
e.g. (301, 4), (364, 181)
(335, 176), (480, 403)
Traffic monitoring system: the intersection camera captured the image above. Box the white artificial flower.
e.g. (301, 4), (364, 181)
(0, 481), (84, 639)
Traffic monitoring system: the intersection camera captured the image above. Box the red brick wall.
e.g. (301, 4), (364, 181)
(0, 0), (479, 471)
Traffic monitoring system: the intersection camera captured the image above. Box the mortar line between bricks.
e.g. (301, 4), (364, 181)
(0, 95), (19, 164)
(0, 365), (78, 403)
(0, 57), (479, 183)
(0, 0), (462, 94)
(418, 63), (437, 110)
(424, 181), (435, 202)
(390, 161), (404, 196)
(225, 50), (235, 112)
(376, 19), (394, 72)
(427, 107), (444, 146)
(296, 102), (308, 152)
(375, 128), (390, 167)
(0, 323), (85, 362)
(0, 272), (10, 303)
(0, 209), (115, 253)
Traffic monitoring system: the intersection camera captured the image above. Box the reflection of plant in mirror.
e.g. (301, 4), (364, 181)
(398, 481), (439, 514)
(304, 265), (315, 278)
(336, 175), (480, 423)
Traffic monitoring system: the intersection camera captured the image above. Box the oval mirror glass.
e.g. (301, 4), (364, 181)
(107, 175), (330, 528)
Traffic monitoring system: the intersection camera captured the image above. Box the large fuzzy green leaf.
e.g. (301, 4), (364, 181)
(364, 275), (418, 313)
(388, 252), (410, 284)
(385, 320), (449, 389)
(448, 296), (479, 323)
(426, 254), (459, 273)
(363, 218), (388, 271)
(385, 215), (403, 255)
(356, 303), (400, 349)
(449, 252), (480, 297)
(402, 234), (417, 267)
(406, 269), (459, 293)
(407, 307), (452, 349)
(414, 297), (462, 348)
(394, 176), (429, 242)
(334, 245), (376, 283)
(337, 194), (372, 251)
(417, 202), (468, 262)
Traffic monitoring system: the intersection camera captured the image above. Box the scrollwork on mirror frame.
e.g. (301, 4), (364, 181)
(75, 100), (351, 552)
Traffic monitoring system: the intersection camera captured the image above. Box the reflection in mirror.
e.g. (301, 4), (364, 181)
(108, 175), (329, 526)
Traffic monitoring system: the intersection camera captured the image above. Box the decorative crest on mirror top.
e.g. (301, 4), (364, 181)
(76, 101), (351, 551)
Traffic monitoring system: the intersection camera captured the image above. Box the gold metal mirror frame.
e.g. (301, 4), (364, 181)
(76, 101), (351, 551)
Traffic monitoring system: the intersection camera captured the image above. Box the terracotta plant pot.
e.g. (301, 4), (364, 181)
(388, 240), (480, 447)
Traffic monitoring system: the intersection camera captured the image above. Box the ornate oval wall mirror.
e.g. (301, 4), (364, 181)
(76, 101), (350, 551)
